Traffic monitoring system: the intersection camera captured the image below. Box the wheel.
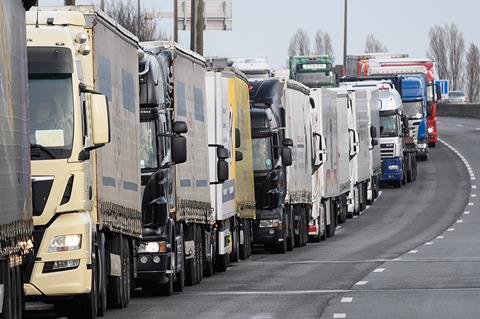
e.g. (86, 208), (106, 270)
(1, 259), (24, 319)
(195, 225), (203, 284)
(293, 206), (301, 247)
(97, 236), (107, 316)
(338, 197), (347, 224)
(107, 234), (124, 308)
(302, 207), (308, 247)
(146, 273), (173, 296)
(185, 225), (197, 286)
(326, 200), (336, 238)
(203, 230), (214, 277)
(402, 168), (407, 185)
(429, 142), (436, 148)
(68, 248), (98, 319)
(230, 222), (240, 263)
(121, 237), (130, 307)
(271, 222), (287, 254)
(394, 180), (402, 188)
(286, 207), (295, 251)
(173, 225), (185, 292)
(320, 206), (327, 241)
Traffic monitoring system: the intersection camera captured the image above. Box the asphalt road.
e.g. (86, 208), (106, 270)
(26, 116), (476, 319)
(101, 116), (472, 319)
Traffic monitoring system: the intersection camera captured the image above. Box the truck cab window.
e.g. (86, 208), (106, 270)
(140, 120), (158, 170)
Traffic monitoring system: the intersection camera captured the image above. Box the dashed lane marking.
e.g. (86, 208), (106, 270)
(457, 219), (464, 223)
(437, 235), (444, 239)
(408, 250), (418, 254)
(424, 242), (433, 245)
(333, 314), (347, 319)
(448, 228), (455, 232)
(373, 268), (385, 273)
(341, 297), (353, 303)
(354, 281), (368, 286)
(464, 211), (471, 215)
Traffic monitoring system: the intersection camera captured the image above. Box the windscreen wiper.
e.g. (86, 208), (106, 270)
(30, 144), (56, 159)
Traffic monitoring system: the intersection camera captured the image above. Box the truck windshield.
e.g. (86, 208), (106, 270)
(380, 114), (398, 137)
(252, 137), (273, 171)
(28, 74), (74, 160)
(139, 121), (158, 170)
(403, 101), (423, 119)
(295, 71), (334, 88)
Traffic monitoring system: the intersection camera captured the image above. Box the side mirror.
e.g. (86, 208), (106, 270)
(370, 126), (377, 138)
(283, 138), (293, 147)
(402, 115), (409, 131)
(90, 94), (110, 146)
(235, 150), (243, 161)
(371, 139), (378, 147)
(235, 128), (241, 148)
(310, 97), (316, 109)
(217, 146), (229, 160)
(173, 121), (188, 134)
(172, 135), (187, 164)
(217, 160), (229, 183)
(282, 147), (293, 166)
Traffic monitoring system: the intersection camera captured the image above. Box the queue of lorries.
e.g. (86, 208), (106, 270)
(0, 4), (445, 319)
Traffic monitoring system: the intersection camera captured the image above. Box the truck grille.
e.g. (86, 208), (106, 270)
(409, 120), (420, 141)
(380, 144), (394, 159)
(32, 177), (54, 216)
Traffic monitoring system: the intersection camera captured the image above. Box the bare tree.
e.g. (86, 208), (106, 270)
(314, 30), (335, 63)
(446, 23), (465, 90)
(426, 25), (448, 79)
(465, 43), (480, 102)
(288, 29), (311, 57)
(102, 0), (168, 42)
(364, 34), (387, 53)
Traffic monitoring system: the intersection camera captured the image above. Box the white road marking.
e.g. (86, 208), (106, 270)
(408, 250), (418, 254)
(373, 268), (385, 273)
(473, 185), (477, 189)
(354, 281), (368, 286)
(341, 297), (353, 303)
(437, 235), (445, 239)
(333, 314), (347, 319)
(456, 219), (464, 223)
(469, 202), (475, 206)
(393, 258), (402, 261)
(448, 228), (455, 232)
(464, 211), (471, 215)
(472, 194), (477, 198)
(475, 128), (480, 131)
(424, 242), (433, 245)
(456, 124), (463, 127)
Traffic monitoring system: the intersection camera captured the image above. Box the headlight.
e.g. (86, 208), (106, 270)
(138, 241), (166, 253)
(388, 165), (400, 170)
(259, 219), (281, 228)
(48, 234), (82, 252)
(382, 143), (394, 148)
(428, 127), (434, 133)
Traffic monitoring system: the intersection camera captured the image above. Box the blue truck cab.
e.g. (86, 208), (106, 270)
(401, 76), (428, 160)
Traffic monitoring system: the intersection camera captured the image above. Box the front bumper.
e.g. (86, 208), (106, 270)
(380, 158), (403, 182)
(252, 208), (284, 245)
(136, 252), (170, 284)
(25, 212), (92, 297)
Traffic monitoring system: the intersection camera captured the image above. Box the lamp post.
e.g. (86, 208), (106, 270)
(343, 0), (348, 75)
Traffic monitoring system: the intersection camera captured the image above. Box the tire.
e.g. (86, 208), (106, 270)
(96, 234), (107, 317)
(68, 248), (98, 319)
(301, 207), (308, 247)
(320, 207), (327, 241)
(230, 222), (240, 263)
(121, 237), (130, 307)
(173, 226), (185, 292)
(293, 206), (301, 247)
(148, 274), (173, 296)
(286, 207), (295, 251)
(184, 225), (196, 286)
(195, 225), (203, 284)
(338, 197), (347, 224)
(239, 219), (250, 260)
(107, 234), (124, 309)
(326, 201), (336, 238)
(429, 142), (436, 148)
(394, 180), (402, 188)
(203, 230), (214, 278)
(1, 260), (23, 319)
(271, 222), (287, 254)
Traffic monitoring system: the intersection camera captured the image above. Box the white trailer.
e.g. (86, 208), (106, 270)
(340, 83), (381, 204)
(206, 60), (255, 269)
(1, 1), (34, 317)
(309, 88), (350, 240)
(283, 80), (313, 247)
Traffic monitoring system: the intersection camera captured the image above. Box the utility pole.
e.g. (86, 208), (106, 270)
(137, 0), (141, 38)
(195, 0), (204, 55)
(174, 0), (178, 42)
(343, 0), (348, 74)
(190, 0), (196, 52)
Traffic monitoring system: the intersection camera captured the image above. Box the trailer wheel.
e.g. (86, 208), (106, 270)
(173, 226), (185, 292)
(320, 206), (327, 241)
(326, 200), (336, 238)
(271, 220), (287, 254)
(338, 197), (347, 224)
(203, 229), (214, 278)
(107, 234), (124, 308)
(286, 206), (295, 251)
(239, 220), (252, 260)
(195, 225), (203, 284)
(1, 258), (24, 319)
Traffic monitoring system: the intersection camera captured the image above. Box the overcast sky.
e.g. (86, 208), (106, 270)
(39, 0), (480, 68)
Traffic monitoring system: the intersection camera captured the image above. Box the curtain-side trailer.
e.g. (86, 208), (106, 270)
(0, 1), (35, 318)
